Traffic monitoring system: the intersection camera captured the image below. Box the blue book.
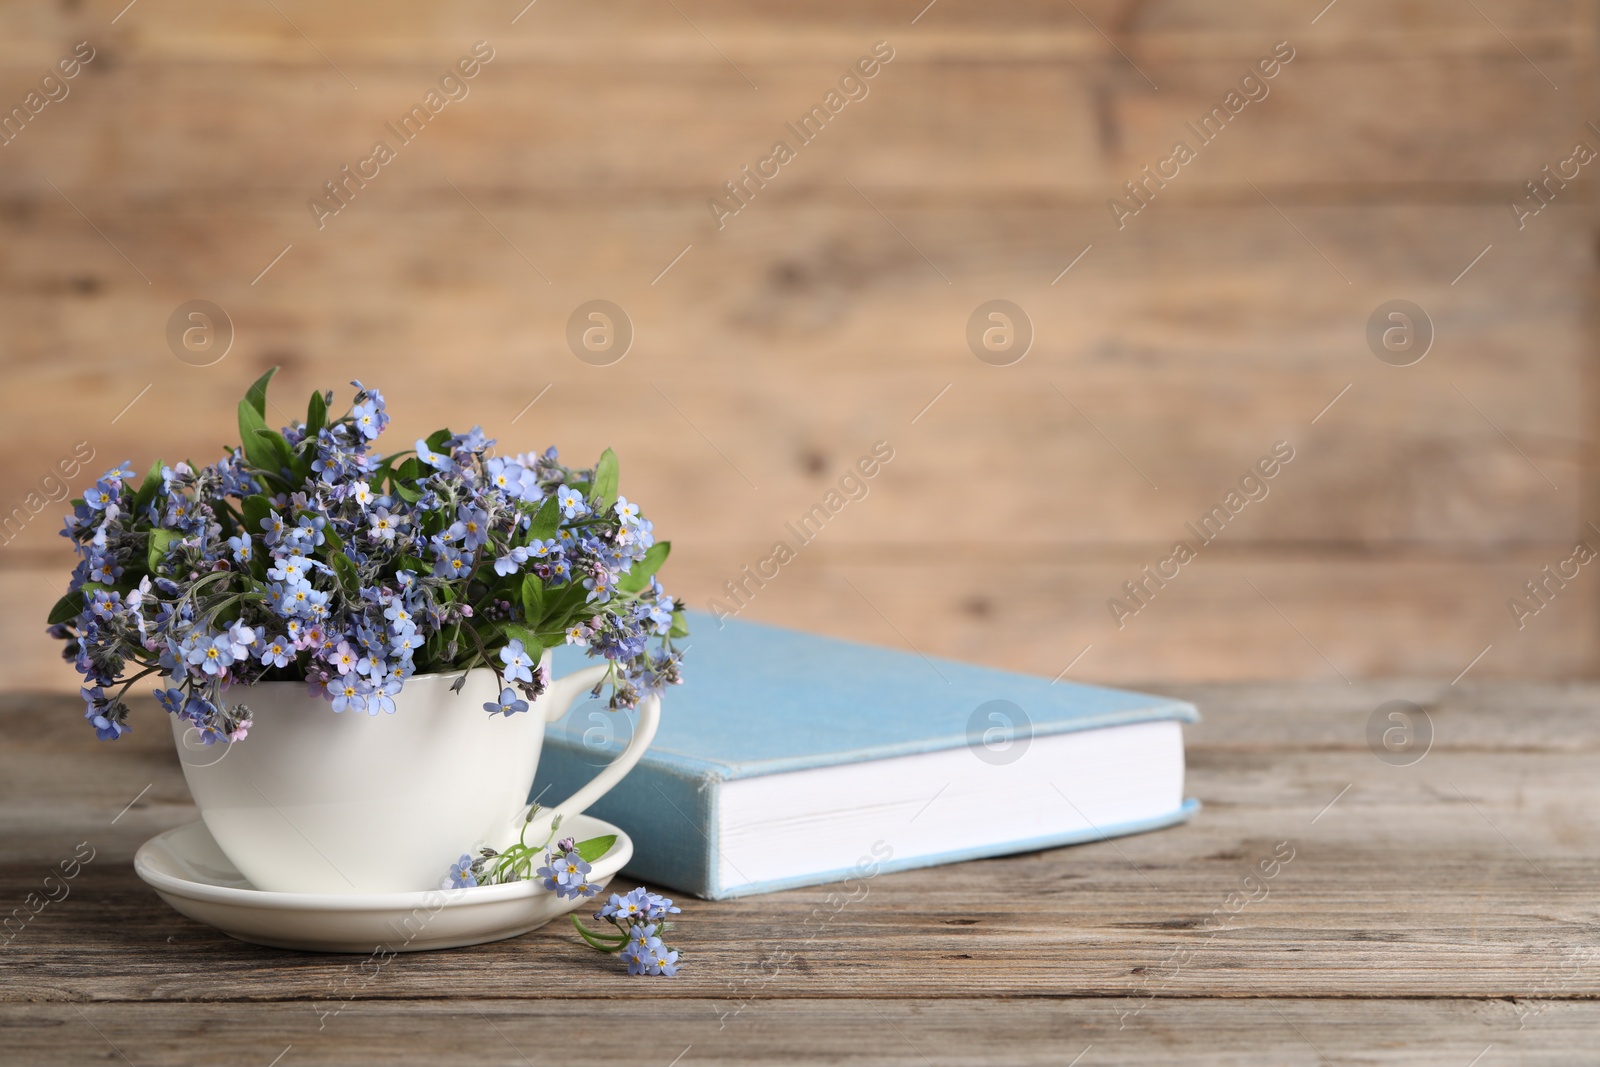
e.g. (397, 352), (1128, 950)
(534, 613), (1199, 899)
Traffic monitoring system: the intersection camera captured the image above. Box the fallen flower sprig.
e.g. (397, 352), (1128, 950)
(577, 887), (683, 976)
(445, 807), (684, 976)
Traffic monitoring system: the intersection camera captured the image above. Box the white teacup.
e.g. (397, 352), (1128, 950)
(169, 650), (658, 894)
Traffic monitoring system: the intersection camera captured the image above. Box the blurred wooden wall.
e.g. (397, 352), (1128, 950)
(0, 0), (1594, 690)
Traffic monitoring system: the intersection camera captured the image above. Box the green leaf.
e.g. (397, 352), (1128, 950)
(331, 553), (360, 599)
(425, 428), (453, 452)
(47, 590), (87, 625)
(668, 609), (689, 639)
(321, 522), (344, 554)
(574, 835), (617, 863)
(241, 495), (272, 538)
(537, 581), (589, 638)
(306, 389), (328, 437)
(131, 459), (164, 515)
(254, 428), (292, 467)
(243, 367), (278, 418)
(238, 399), (279, 473)
(617, 540), (670, 594)
(520, 573), (546, 627)
(590, 448), (619, 511)
(374, 449), (412, 487)
(527, 494), (561, 540)
(147, 528), (178, 574)
(392, 456), (426, 503)
(501, 622), (539, 652)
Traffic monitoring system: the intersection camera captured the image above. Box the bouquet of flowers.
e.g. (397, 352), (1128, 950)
(48, 369), (687, 744)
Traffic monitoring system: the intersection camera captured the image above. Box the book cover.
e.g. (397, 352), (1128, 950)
(533, 612), (1199, 899)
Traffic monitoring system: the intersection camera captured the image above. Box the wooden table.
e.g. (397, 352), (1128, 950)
(3, 681), (1595, 1065)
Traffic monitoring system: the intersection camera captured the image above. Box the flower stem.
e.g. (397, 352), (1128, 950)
(570, 915), (628, 953)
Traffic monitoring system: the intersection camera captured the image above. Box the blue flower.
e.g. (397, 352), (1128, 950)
(643, 946), (679, 977)
(259, 512), (287, 544)
(226, 534), (254, 564)
(367, 507), (401, 543)
(432, 543), (471, 580)
(556, 485), (587, 519)
(354, 648), (387, 678)
(81, 687), (131, 741)
(499, 639), (535, 684)
(446, 853), (477, 889)
(257, 636), (293, 669)
(266, 555), (310, 585)
(643, 890), (681, 921)
(484, 686), (529, 716)
(388, 629), (421, 659)
(454, 505), (490, 550)
(84, 478), (118, 512)
(181, 695), (214, 728)
(224, 622), (256, 659)
(598, 887), (680, 924)
(327, 641), (359, 676)
(620, 941), (648, 975)
(536, 849), (594, 899)
(352, 400), (384, 440)
(325, 676), (371, 714)
(88, 589), (121, 621)
(86, 711), (129, 741)
(494, 546), (528, 576)
(88, 555), (122, 585)
(294, 513), (327, 547)
(383, 602), (415, 629)
(619, 923), (672, 975)
(486, 457), (535, 499)
(646, 595), (674, 632)
(187, 636), (236, 677)
(415, 439), (456, 472)
(613, 496), (641, 526)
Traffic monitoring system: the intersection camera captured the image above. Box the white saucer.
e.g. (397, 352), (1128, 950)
(135, 813), (633, 953)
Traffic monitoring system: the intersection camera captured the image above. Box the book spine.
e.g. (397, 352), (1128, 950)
(531, 738), (720, 898)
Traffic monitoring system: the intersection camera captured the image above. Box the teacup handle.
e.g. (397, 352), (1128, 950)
(533, 664), (661, 832)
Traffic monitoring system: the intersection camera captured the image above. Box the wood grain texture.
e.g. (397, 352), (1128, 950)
(0, 203), (1583, 548)
(4, 1000), (1597, 1066)
(0, 0), (1593, 681)
(0, 56), (1589, 194)
(0, 0), (1588, 61)
(2, 684), (1597, 1063)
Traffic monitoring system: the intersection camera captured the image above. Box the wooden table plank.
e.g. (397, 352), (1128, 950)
(2, 687), (1596, 1012)
(4, 997), (1596, 1066)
